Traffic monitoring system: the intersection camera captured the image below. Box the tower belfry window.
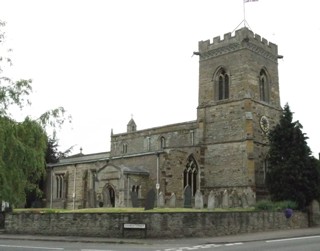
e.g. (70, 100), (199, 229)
(259, 69), (270, 102)
(215, 68), (229, 100)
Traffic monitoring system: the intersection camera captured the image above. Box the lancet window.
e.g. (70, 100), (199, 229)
(259, 69), (270, 102)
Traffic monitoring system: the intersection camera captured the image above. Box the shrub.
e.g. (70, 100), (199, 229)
(255, 200), (274, 211)
(255, 200), (297, 211)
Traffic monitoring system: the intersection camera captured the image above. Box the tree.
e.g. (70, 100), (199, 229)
(24, 134), (73, 208)
(0, 20), (71, 207)
(46, 133), (73, 164)
(266, 103), (320, 209)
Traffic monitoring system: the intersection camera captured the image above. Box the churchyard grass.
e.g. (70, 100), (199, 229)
(13, 207), (256, 214)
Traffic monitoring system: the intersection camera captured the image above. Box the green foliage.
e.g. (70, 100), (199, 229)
(255, 200), (274, 211)
(0, 116), (47, 205)
(266, 103), (320, 209)
(255, 200), (298, 211)
(0, 20), (72, 207)
(46, 134), (73, 164)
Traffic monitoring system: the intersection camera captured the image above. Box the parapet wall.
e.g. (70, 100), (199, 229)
(198, 27), (278, 61)
(4, 211), (308, 238)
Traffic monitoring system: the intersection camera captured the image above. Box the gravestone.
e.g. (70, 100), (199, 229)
(158, 192), (165, 208)
(194, 190), (203, 209)
(207, 190), (215, 210)
(246, 187), (256, 206)
(222, 189), (229, 208)
(144, 189), (156, 210)
(240, 191), (248, 208)
(230, 189), (239, 208)
(184, 186), (192, 208)
(130, 192), (139, 208)
(87, 189), (96, 208)
(168, 193), (176, 208)
(102, 188), (112, 207)
(310, 200), (320, 226)
(216, 191), (222, 208)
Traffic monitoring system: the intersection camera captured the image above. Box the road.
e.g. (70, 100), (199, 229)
(1, 235), (320, 251)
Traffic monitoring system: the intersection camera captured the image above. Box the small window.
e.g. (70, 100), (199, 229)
(147, 137), (151, 151)
(160, 137), (166, 149)
(122, 143), (127, 153)
(190, 130), (194, 146)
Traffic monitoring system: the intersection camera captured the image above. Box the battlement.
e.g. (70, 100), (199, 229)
(198, 27), (278, 56)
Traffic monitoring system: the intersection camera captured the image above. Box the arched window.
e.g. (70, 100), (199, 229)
(131, 185), (140, 197)
(183, 155), (198, 196)
(259, 69), (270, 102)
(55, 173), (65, 199)
(215, 68), (229, 100)
(160, 136), (166, 149)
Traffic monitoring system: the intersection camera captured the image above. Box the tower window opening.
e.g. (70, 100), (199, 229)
(215, 68), (229, 100)
(259, 69), (270, 102)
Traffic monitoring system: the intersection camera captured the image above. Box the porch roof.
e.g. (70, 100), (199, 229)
(121, 165), (150, 176)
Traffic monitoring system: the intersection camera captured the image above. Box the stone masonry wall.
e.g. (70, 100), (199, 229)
(5, 211), (308, 238)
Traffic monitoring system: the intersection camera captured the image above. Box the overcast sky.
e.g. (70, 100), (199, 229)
(1, 0), (320, 157)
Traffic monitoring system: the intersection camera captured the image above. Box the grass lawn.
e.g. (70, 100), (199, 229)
(13, 207), (256, 214)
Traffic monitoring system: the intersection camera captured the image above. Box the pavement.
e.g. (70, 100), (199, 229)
(1, 227), (320, 245)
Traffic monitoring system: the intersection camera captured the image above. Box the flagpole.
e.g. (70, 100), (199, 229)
(243, 0), (246, 27)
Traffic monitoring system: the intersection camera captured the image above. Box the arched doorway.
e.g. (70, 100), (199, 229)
(102, 185), (116, 207)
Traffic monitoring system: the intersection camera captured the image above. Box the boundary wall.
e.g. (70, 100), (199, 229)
(4, 211), (308, 238)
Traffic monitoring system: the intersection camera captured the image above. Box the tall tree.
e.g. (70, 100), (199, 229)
(266, 103), (320, 209)
(0, 20), (71, 207)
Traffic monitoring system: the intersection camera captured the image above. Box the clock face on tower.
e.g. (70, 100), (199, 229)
(260, 115), (270, 133)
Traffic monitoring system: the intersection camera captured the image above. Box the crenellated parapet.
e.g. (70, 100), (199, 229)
(198, 27), (279, 62)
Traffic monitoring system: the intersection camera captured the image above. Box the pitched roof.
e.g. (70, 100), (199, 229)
(47, 151), (110, 167)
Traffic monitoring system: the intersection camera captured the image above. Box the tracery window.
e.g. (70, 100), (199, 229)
(183, 155), (198, 196)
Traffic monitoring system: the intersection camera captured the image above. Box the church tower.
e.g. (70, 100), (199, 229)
(196, 27), (282, 199)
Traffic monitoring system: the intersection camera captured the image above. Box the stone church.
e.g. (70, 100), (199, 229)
(46, 27), (282, 209)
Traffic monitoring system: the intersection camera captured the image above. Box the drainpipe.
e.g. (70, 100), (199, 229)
(198, 164), (201, 192)
(73, 165), (76, 210)
(156, 153), (160, 206)
(50, 167), (53, 209)
(127, 174), (130, 207)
